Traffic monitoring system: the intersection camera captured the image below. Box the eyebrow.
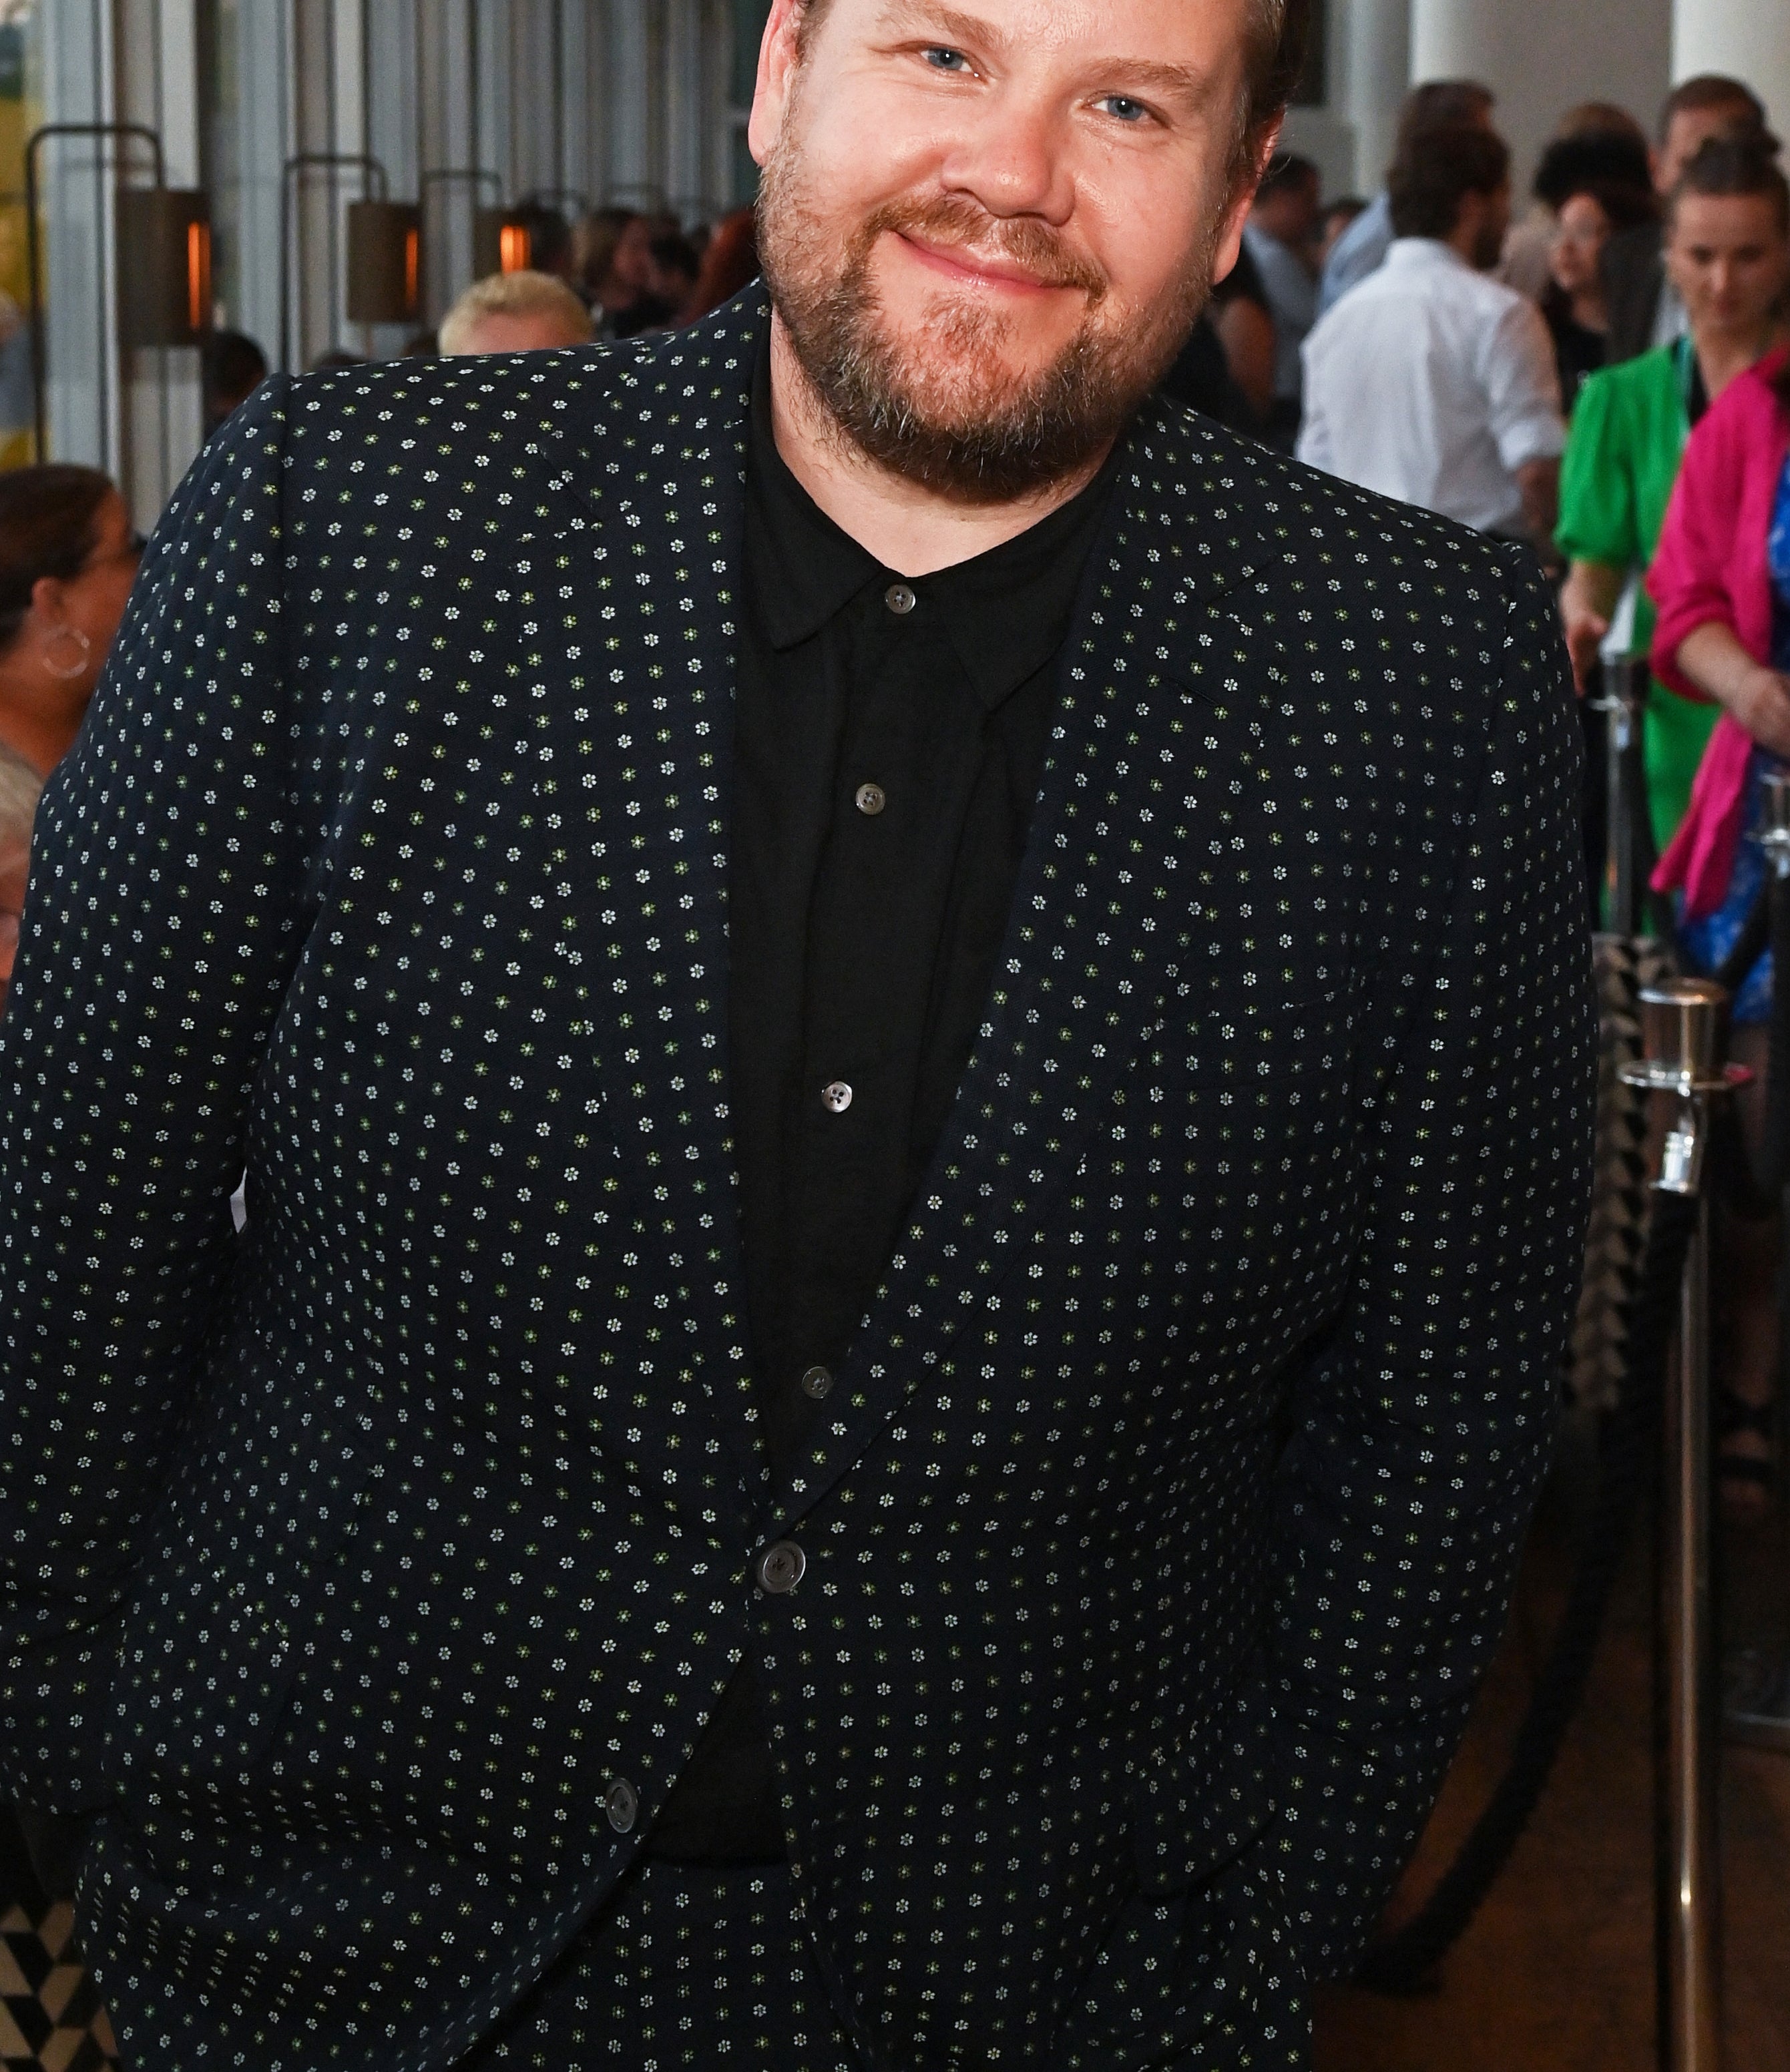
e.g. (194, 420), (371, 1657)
(873, 1), (1217, 109)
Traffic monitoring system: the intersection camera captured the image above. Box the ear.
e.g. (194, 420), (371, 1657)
(28, 574), (67, 629)
(1211, 119), (1281, 285)
(748, 0), (809, 169)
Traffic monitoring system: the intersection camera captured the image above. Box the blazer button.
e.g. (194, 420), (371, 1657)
(800, 1364), (833, 1400)
(605, 1778), (638, 1833)
(756, 1541), (807, 1595)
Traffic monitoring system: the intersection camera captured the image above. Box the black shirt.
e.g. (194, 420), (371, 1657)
(1543, 293), (1608, 415)
(644, 345), (1118, 1862)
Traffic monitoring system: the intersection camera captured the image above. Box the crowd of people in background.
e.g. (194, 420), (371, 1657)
(5, 74), (1790, 1503)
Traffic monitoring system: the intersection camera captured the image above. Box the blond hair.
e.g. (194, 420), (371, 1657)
(438, 270), (594, 355)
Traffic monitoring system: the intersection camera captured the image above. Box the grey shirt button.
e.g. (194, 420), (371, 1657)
(800, 1364), (833, 1400)
(756, 1540), (807, 1595)
(821, 1080), (853, 1113)
(885, 582), (917, 616)
(855, 782), (887, 816)
(605, 1778), (638, 1833)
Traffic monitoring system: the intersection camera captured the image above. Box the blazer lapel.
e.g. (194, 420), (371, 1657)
(777, 401), (1293, 1517)
(531, 299), (772, 1525)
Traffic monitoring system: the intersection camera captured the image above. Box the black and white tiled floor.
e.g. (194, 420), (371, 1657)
(0, 1905), (116, 2072)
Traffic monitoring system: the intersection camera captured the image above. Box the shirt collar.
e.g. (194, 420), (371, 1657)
(746, 340), (880, 651)
(1385, 237), (1472, 272)
(744, 332), (1118, 712)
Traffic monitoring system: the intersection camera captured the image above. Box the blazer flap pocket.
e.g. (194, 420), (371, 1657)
(1130, 1670), (1278, 1896)
(109, 1338), (381, 1782)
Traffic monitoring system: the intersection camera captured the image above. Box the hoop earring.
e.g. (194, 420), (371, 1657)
(41, 625), (91, 682)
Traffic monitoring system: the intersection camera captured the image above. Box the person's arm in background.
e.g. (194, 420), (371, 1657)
(0, 759), (39, 1017)
(1560, 560), (1626, 694)
(1269, 552), (1594, 1977)
(1214, 294), (1277, 421)
(1486, 297), (1568, 555)
(1554, 370), (1641, 694)
(1672, 621), (1790, 758)
(0, 832), (26, 1016)
(1516, 457), (1561, 546)
(0, 382), (312, 1816)
(1648, 387), (1776, 714)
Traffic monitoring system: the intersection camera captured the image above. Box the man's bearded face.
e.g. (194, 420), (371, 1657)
(751, 1), (1257, 503)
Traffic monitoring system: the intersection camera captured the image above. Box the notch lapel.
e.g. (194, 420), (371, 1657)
(777, 403), (1293, 1517)
(531, 302), (773, 1527)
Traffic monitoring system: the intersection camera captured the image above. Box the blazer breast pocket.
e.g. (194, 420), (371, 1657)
(105, 1333), (382, 1788)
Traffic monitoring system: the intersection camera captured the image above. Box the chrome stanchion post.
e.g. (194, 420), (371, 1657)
(1756, 768), (1790, 882)
(1624, 983), (1748, 2072)
(1594, 659), (1646, 937)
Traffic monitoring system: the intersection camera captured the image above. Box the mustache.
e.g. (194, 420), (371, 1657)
(859, 193), (1108, 300)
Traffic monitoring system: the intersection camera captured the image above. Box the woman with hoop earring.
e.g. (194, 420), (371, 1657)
(0, 463), (141, 1011)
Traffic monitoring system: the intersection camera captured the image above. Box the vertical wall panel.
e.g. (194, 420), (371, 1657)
(1672, 0), (1790, 138)
(39, 0), (118, 475)
(419, 0), (479, 320)
(206, 0), (291, 373)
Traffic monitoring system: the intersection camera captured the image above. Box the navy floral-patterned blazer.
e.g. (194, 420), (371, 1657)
(0, 291), (1594, 2069)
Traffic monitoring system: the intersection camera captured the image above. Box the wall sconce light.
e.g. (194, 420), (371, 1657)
(116, 186), (212, 347)
(346, 200), (423, 324)
(474, 208), (533, 278)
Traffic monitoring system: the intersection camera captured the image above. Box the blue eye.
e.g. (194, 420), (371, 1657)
(1100, 95), (1149, 123)
(922, 46), (970, 72)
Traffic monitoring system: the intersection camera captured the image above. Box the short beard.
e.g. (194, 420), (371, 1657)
(758, 134), (1218, 504)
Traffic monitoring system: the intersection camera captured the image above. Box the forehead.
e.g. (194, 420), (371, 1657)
(1672, 190), (1783, 239)
(1666, 105), (1750, 148)
(825, 0), (1255, 66)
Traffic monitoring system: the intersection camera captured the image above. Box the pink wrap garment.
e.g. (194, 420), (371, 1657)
(1648, 347), (1790, 921)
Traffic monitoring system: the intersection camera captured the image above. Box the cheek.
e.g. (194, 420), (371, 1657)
(796, 81), (938, 215)
(1092, 194), (1208, 314)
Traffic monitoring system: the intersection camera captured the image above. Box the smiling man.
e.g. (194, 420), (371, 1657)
(0, 1), (1593, 2068)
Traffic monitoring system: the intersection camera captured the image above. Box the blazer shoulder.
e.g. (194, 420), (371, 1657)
(1139, 395), (1518, 607)
(274, 294), (766, 491)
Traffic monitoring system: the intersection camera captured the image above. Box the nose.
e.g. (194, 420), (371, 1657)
(937, 81), (1076, 226)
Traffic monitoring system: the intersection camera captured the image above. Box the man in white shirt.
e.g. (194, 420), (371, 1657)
(1299, 124), (1565, 545)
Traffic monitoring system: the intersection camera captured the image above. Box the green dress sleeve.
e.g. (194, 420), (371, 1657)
(1555, 364), (1639, 570)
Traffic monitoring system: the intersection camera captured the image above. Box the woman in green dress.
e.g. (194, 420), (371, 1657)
(1558, 146), (1790, 858)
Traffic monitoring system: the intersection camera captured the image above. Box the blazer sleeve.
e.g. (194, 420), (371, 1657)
(1646, 402), (1747, 700)
(0, 380), (312, 1813)
(1267, 553), (1594, 1979)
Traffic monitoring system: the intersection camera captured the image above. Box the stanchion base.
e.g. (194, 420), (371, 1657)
(1725, 1645), (1790, 1754)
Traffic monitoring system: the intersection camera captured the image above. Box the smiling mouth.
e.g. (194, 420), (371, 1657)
(893, 232), (1074, 296)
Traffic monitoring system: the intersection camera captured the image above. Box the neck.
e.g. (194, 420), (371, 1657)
(767, 314), (1114, 578)
(1568, 286), (1607, 332)
(1693, 316), (1789, 403)
(0, 656), (88, 776)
